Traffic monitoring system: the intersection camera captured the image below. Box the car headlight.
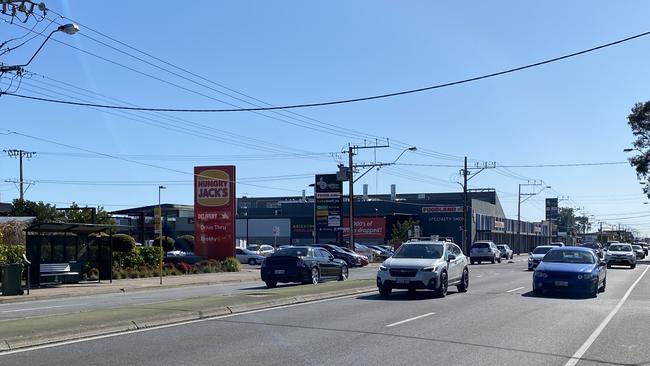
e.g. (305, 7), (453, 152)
(421, 266), (437, 272)
(528, 257), (533, 262)
(379, 265), (388, 271)
(577, 273), (592, 280)
(534, 271), (548, 278)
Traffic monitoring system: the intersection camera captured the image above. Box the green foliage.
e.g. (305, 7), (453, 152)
(153, 236), (175, 252)
(62, 202), (115, 225)
(112, 234), (136, 253)
(627, 101), (650, 196)
(223, 257), (241, 272)
(0, 244), (25, 264)
(11, 199), (62, 223)
(390, 218), (419, 244)
(140, 246), (161, 267)
(175, 235), (195, 252)
(113, 246), (145, 268)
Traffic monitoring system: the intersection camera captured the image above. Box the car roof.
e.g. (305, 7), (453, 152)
(534, 245), (555, 249)
(404, 241), (447, 245)
(549, 246), (594, 253)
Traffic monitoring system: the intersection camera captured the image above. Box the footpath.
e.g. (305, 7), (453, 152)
(0, 265), (378, 352)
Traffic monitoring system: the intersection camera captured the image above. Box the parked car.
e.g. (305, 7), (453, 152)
(550, 242), (566, 247)
(605, 243), (636, 269)
(337, 246), (369, 266)
(532, 247), (606, 297)
(247, 244), (275, 256)
(631, 245), (645, 260)
(260, 246), (348, 288)
(364, 244), (393, 260)
(469, 241), (501, 264)
(634, 242), (648, 256)
(528, 245), (555, 270)
(376, 240), (469, 297)
(312, 244), (361, 267)
(235, 248), (266, 265)
(496, 244), (514, 260)
(581, 242), (603, 259)
(354, 243), (378, 259)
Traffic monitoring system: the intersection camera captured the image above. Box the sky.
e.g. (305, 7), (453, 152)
(1, 1), (650, 234)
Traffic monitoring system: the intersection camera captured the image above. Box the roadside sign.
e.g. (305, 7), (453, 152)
(272, 226), (280, 237)
(154, 206), (162, 234)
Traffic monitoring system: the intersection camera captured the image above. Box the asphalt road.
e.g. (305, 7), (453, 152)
(0, 264), (380, 321)
(2, 257), (648, 366)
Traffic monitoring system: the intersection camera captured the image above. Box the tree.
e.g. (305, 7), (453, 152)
(627, 101), (650, 195)
(558, 207), (579, 235)
(62, 202), (114, 224)
(11, 199), (62, 223)
(390, 218), (419, 244)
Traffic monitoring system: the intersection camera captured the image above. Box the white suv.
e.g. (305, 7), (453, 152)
(470, 241), (501, 264)
(376, 241), (469, 298)
(605, 243), (636, 269)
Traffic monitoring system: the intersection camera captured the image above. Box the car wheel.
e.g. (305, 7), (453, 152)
(379, 286), (392, 297)
(590, 282), (598, 298)
(338, 265), (348, 281)
(497, 257), (502, 263)
(457, 268), (469, 293)
(631, 264), (636, 269)
(599, 278), (606, 293)
(311, 267), (320, 285)
(248, 258), (256, 265)
(533, 286), (542, 296)
(491, 256), (496, 264)
(435, 271), (448, 298)
(265, 281), (277, 288)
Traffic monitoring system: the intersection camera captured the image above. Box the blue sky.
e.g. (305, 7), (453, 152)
(1, 1), (650, 234)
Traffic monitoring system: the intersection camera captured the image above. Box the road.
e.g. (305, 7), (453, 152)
(2, 258), (648, 366)
(0, 264), (379, 321)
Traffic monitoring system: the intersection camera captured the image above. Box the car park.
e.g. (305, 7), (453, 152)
(496, 244), (514, 260)
(312, 244), (361, 267)
(469, 241), (501, 264)
(631, 245), (645, 260)
(580, 242), (603, 259)
(605, 243), (636, 269)
(364, 244), (393, 260)
(532, 247), (606, 298)
(376, 240), (469, 297)
(260, 246), (348, 288)
(337, 246), (369, 266)
(528, 245), (555, 270)
(235, 248), (266, 265)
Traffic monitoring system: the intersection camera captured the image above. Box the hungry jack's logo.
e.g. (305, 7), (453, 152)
(196, 169), (231, 207)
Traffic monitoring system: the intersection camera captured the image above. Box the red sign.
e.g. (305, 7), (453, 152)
(342, 217), (385, 239)
(194, 166), (236, 260)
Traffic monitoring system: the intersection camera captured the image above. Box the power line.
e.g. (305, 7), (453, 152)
(3, 30), (650, 112)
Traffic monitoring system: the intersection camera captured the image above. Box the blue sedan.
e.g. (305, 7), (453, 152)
(532, 247), (606, 298)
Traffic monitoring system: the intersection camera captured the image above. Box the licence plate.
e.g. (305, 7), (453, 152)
(396, 279), (410, 284)
(554, 281), (568, 287)
(274, 270), (285, 274)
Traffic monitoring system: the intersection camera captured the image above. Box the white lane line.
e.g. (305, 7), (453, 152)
(1, 304), (87, 313)
(386, 312), (435, 328)
(564, 265), (650, 366)
(0, 292), (367, 356)
(506, 286), (525, 293)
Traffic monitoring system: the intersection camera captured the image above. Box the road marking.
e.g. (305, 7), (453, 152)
(1, 304), (87, 313)
(0, 291), (368, 356)
(386, 312), (435, 327)
(564, 265), (650, 366)
(506, 286), (525, 293)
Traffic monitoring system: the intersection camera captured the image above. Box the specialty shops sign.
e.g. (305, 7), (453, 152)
(194, 166), (236, 259)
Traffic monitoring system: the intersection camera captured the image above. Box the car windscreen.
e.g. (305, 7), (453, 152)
(632, 245), (642, 250)
(274, 248), (309, 257)
(542, 250), (595, 264)
(472, 243), (489, 249)
(608, 245), (632, 252)
(532, 247), (553, 255)
(496, 245), (505, 249)
(392, 244), (443, 259)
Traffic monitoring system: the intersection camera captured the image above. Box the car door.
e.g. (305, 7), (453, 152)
(445, 244), (460, 282)
(236, 248), (245, 262)
(320, 248), (340, 278)
(490, 243), (498, 259)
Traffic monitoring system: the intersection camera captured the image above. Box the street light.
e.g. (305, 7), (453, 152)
(158, 185), (166, 285)
(0, 23), (79, 73)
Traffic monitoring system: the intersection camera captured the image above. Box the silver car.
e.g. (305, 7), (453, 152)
(470, 241), (501, 264)
(376, 241), (469, 297)
(236, 248), (266, 265)
(528, 245), (555, 270)
(605, 243), (636, 269)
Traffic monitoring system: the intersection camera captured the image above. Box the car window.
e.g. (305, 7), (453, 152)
(236, 249), (243, 254)
(275, 248), (310, 257)
(318, 249), (331, 258)
(472, 243), (489, 249)
(609, 244), (632, 252)
(532, 246), (553, 255)
(452, 244), (462, 256)
(392, 244), (443, 259)
(542, 250), (595, 264)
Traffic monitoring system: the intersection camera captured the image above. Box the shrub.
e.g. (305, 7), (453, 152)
(87, 267), (99, 281)
(177, 262), (193, 274)
(153, 236), (175, 252)
(175, 235), (194, 252)
(140, 246), (161, 267)
(0, 244), (25, 264)
(223, 257), (241, 272)
(112, 234), (136, 253)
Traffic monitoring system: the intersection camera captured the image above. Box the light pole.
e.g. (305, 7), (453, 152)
(158, 185), (166, 285)
(517, 183), (550, 254)
(0, 23), (79, 73)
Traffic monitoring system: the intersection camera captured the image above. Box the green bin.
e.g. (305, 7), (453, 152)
(1, 264), (23, 296)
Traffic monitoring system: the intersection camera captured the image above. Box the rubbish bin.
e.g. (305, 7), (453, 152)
(1, 263), (24, 296)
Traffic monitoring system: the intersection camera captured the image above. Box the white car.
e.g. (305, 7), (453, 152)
(496, 244), (514, 260)
(605, 243), (636, 269)
(247, 244), (275, 256)
(469, 241), (501, 264)
(528, 245), (555, 270)
(236, 248), (266, 265)
(376, 240), (469, 297)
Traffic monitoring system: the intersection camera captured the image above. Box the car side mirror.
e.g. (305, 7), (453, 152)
(447, 254), (456, 262)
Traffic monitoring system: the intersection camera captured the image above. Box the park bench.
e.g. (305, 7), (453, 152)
(39, 263), (80, 284)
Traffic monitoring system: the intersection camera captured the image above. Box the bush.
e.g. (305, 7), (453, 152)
(177, 262), (193, 274)
(0, 244), (25, 264)
(223, 257), (241, 272)
(112, 234), (136, 253)
(175, 235), (194, 252)
(153, 236), (175, 252)
(140, 246), (161, 267)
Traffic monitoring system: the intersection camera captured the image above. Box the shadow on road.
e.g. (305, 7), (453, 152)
(237, 283), (303, 291)
(520, 290), (594, 300)
(356, 290), (461, 301)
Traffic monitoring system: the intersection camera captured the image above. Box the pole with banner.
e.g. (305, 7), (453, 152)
(272, 225), (280, 249)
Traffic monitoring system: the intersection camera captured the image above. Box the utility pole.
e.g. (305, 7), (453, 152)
(4, 149), (36, 200)
(348, 145), (355, 251)
(517, 181), (550, 255)
(462, 157), (468, 254)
